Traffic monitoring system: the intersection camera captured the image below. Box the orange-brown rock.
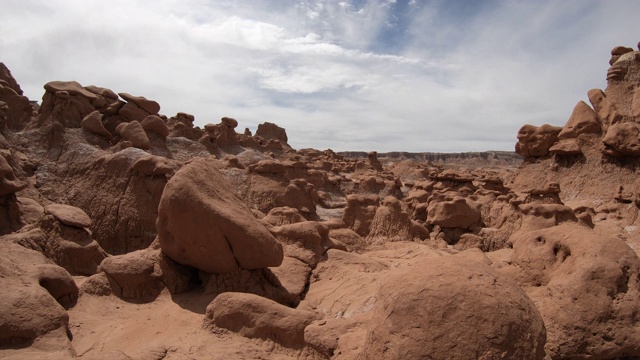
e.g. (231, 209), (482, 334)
(515, 124), (562, 157)
(44, 203), (92, 228)
(549, 138), (581, 156)
(366, 196), (427, 244)
(118, 92), (160, 115)
(427, 195), (481, 229)
(37, 81), (97, 128)
(602, 121), (640, 156)
(0, 79), (32, 131)
(0, 240), (77, 352)
(495, 224), (640, 358)
(157, 157), (283, 273)
(140, 115), (169, 138)
(0, 63), (23, 95)
(255, 121), (289, 146)
(262, 206), (305, 226)
(361, 250), (547, 360)
(205, 292), (316, 349)
(0, 153), (27, 196)
(118, 120), (151, 150)
(269, 221), (333, 267)
(588, 89), (622, 132)
(342, 194), (379, 236)
(633, 88), (640, 121)
(80, 110), (113, 140)
(558, 100), (601, 139)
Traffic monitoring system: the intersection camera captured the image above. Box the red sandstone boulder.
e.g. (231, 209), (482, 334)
(495, 224), (640, 358)
(118, 120), (151, 150)
(549, 138), (582, 156)
(118, 92), (160, 115)
(0, 240), (77, 352)
(140, 115), (169, 138)
(366, 196), (427, 244)
(515, 124), (562, 157)
(588, 89), (622, 132)
(205, 292), (316, 349)
(255, 121), (289, 146)
(361, 250), (547, 360)
(427, 195), (481, 229)
(558, 101), (601, 139)
(602, 121), (640, 156)
(157, 156), (283, 274)
(80, 110), (113, 140)
(0, 153), (27, 196)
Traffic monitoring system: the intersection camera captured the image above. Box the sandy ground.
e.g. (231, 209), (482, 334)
(1, 285), (323, 360)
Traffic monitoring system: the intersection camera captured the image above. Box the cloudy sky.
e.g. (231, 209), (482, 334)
(1, 0), (638, 152)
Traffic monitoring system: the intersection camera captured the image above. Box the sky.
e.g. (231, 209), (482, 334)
(1, 0), (639, 152)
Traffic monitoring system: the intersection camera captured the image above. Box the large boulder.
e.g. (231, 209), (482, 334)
(361, 250), (547, 360)
(157, 156), (283, 273)
(0, 241), (77, 352)
(204, 292), (315, 349)
(602, 121), (640, 156)
(558, 100), (601, 139)
(493, 224), (640, 359)
(427, 195), (481, 229)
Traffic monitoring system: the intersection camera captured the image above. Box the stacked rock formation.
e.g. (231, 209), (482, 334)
(1, 43), (640, 359)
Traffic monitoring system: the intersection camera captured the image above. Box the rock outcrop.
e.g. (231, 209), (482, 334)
(157, 157), (284, 273)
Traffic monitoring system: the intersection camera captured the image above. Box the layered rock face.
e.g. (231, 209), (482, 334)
(1, 43), (640, 359)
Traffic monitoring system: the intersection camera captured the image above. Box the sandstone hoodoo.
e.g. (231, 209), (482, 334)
(1, 41), (640, 359)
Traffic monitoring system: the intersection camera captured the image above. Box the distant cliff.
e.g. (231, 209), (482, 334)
(338, 151), (523, 167)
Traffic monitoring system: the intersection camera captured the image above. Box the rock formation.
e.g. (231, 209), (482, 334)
(1, 42), (640, 359)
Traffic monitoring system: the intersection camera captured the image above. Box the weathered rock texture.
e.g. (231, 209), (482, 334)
(157, 156), (284, 273)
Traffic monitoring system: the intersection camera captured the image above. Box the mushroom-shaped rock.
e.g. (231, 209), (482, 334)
(366, 196), (418, 244)
(255, 122), (289, 146)
(368, 151), (383, 171)
(262, 206), (305, 226)
(427, 196), (481, 229)
(502, 224), (640, 358)
(140, 115), (169, 137)
(44, 80), (98, 100)
(221, 116), (238, 128)
(44, 203), (92, 228)
(98, 249), (163, 300)
(118, 92), (160, 115)
(205, 292), (316, 349)
(558, 101), (601, 139)
(342, 194), (380, 236)
(515, 124), (562, 157)
(361, 250), (547, 360)
(119, 121), (151, 150)
(157, 156), (284, 273)
(602, 121), (640, 156)
(518, 203), (577, 231)
(80, 110), (113, 140)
